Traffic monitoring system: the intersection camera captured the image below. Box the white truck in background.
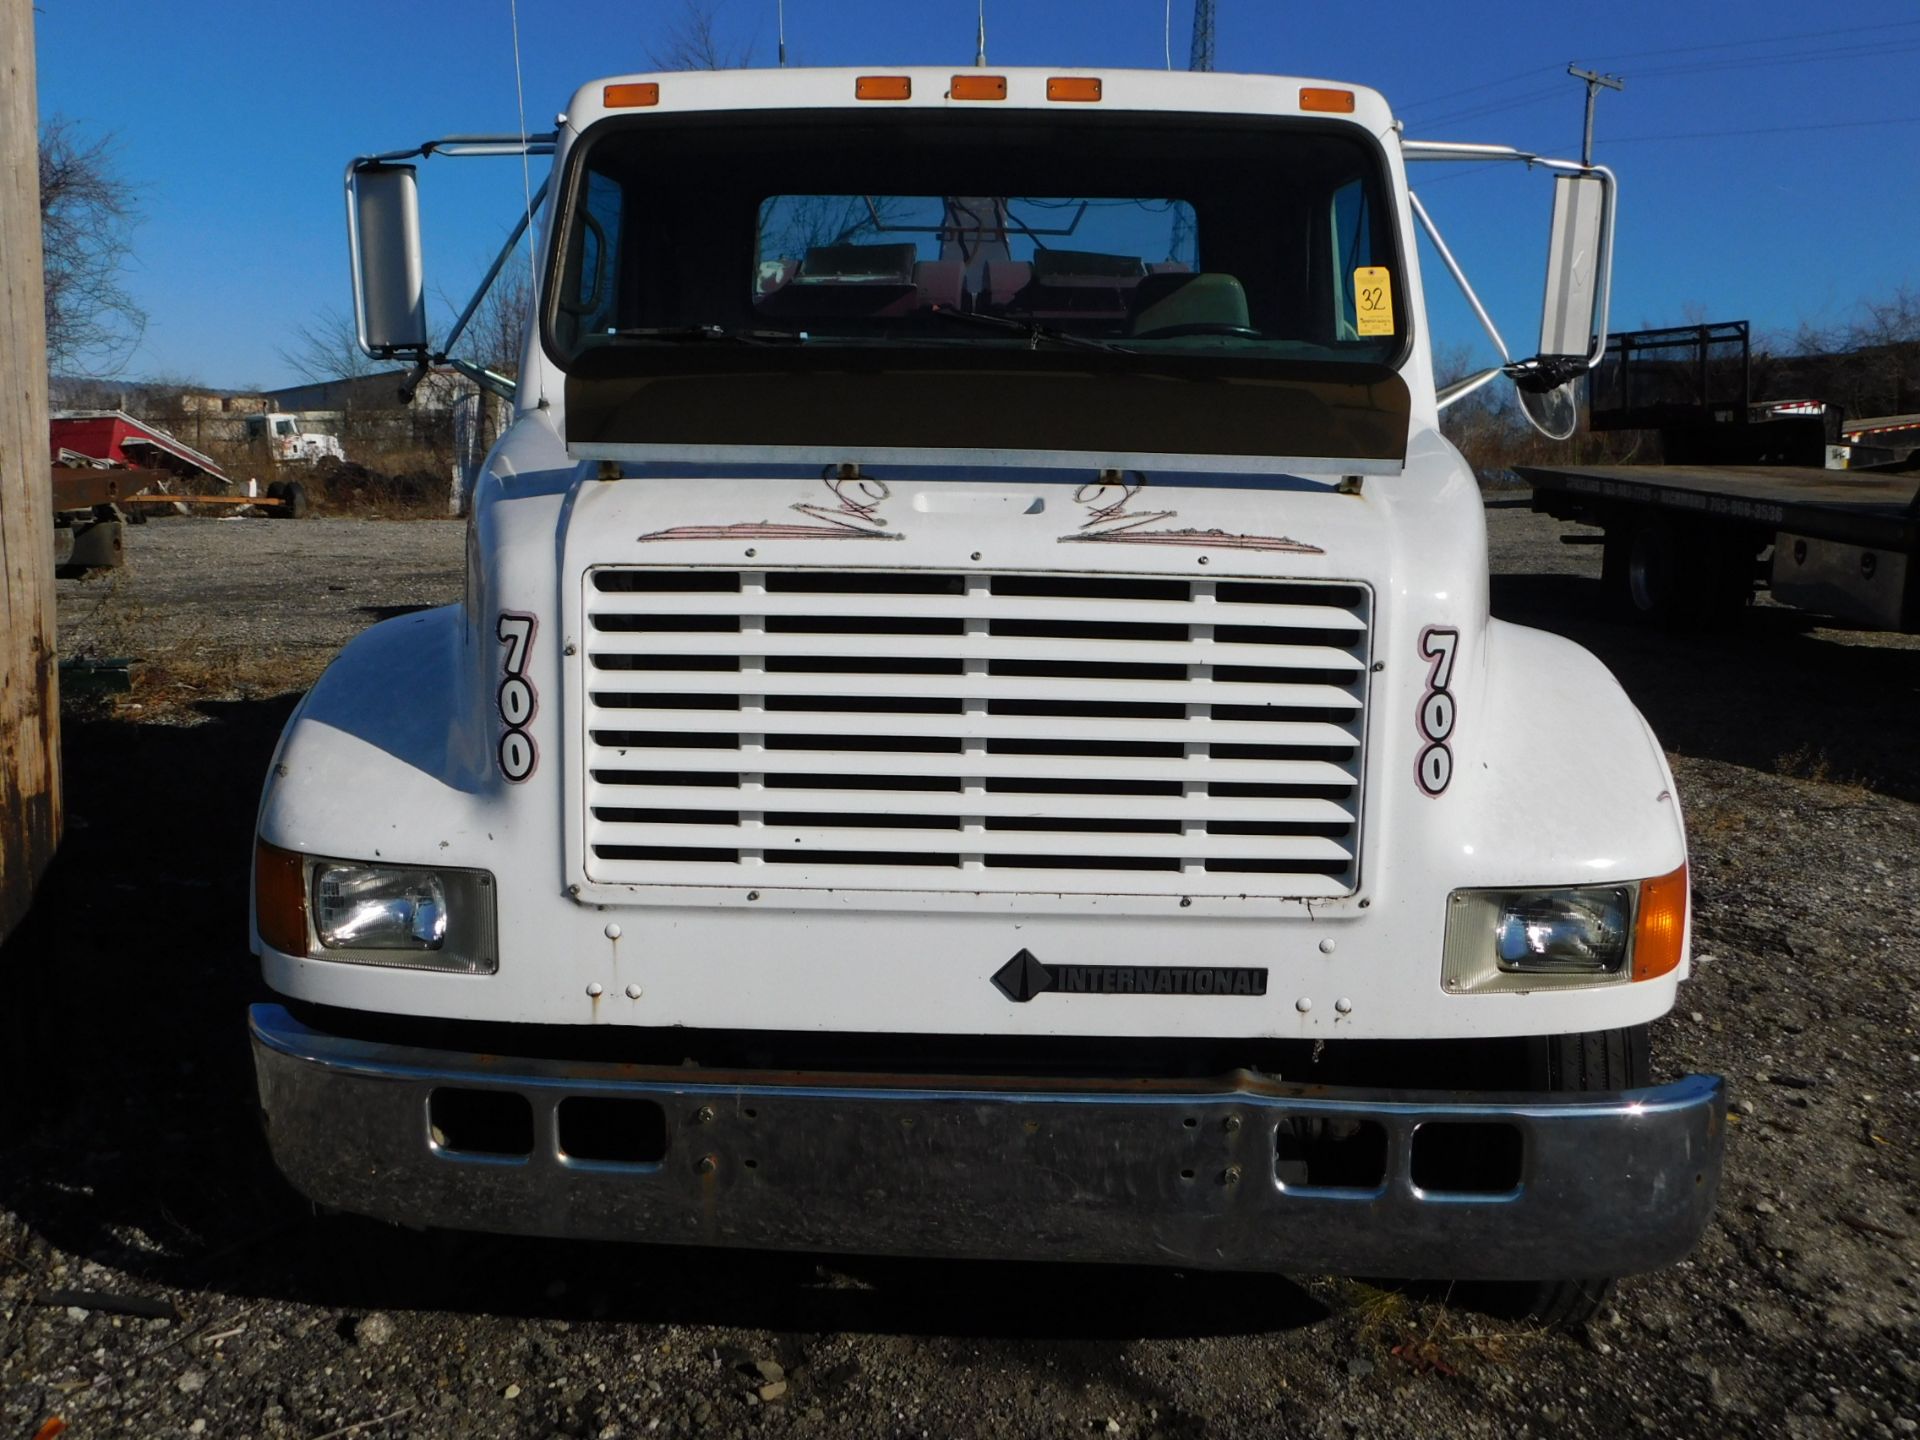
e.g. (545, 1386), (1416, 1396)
(248, 67), (1723, 1325)
(244, 410), (345, 464)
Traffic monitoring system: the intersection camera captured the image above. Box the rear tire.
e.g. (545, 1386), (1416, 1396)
(1603, 513), (1755, 626)
(1603, 514), (1679, 622)
(1457, 1026), (1651, 1330)
(275, 479), (311, 519)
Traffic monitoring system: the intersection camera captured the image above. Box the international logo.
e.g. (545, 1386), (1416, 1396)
(991, 948), (1268, 1003)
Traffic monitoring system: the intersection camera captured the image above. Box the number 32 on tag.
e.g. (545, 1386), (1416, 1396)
(1353, 266), (1394, 336)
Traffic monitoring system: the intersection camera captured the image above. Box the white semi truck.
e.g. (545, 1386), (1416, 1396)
(243, 410), (346, 465)
(249, 67), (1723, 1324)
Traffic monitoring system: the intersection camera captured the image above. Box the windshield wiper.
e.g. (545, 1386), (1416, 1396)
(927, 306), (1133, 354)
(610, 325), (806, 345)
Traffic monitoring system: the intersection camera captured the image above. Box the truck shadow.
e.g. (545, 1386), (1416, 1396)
(0, 697), (1323, 1341)
(1490, 573), (1920, 803)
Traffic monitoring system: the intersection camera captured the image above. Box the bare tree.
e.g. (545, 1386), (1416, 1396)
(39, 117), (146, 376)
(464, 268), (531, 381)
(278, 308), (385, 386)
(1787, 286), (1920, 419)
(649, 0), (757, 70)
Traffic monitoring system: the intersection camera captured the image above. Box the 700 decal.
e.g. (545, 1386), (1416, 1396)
(1415, 627), (1459, 796)
(496, 612), (538, 782)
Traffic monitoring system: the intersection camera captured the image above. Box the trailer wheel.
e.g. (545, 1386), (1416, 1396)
(1604, 515), (1753, 625)
(1603, 514), (1680, 622)
(273, 480), (311, 519)
(1457, 1025), (1651, 1330)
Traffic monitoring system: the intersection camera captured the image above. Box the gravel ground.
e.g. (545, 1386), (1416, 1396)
(4, 505), (1917, 1439)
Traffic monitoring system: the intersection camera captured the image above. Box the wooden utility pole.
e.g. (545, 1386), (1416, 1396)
(0, 0), (60, 942)
(1567, 64), (1625, 168)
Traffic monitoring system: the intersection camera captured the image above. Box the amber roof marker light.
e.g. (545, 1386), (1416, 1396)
(1300, 87), (1356, 113)
(603, 82), (660, 108)
(856, 75), (912, 100)
(1046, 77), (1103, 102)
(950, 74), (1007, 101)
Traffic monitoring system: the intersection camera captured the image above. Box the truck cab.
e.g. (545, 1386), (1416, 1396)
(244, 410), (345, 464)
(250, 67), (1723, 1322)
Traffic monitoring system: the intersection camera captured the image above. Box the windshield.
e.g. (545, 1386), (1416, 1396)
(546, 112), (1404, 367)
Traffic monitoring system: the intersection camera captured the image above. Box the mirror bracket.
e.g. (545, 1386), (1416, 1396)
(345, 134), (558, 395)
(1402, 143), (1618, 373)
(1503, 355), (1590, 394)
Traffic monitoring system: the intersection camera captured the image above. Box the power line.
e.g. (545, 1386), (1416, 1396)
(1413, 81), (1574, 129)
(1602, 114), (1920, 145)
(1402, 18), (1920, 118)
(1398, 65), (1562, 113)
(1590, 16), (1920, 67)
(1415, 110), (1920, 186)
(1629, 38), (1920, 79)
(1409, 38), (1920, 134)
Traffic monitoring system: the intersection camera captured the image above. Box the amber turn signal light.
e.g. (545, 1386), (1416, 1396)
(1300, 87), (1356, 113)
(1046, 76), (1102, 102)
(603, 82), (660, 108)
(1632, 862), (1688, 982)
(255, 839), (309, 958)
(855, 75), (912, 100)
(950, 74), (1007, 101)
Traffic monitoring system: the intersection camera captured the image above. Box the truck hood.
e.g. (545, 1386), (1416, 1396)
(561, 458), (1393, 570)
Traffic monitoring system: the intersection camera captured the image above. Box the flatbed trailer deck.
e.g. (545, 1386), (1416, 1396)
(1517, 462), (1920, 630)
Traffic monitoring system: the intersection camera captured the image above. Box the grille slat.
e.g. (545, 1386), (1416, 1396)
(585, 743), (1352, 785)
(586, 784), (1356, 825)
(581, 568), (1370, 897)
(585, 668), (1364, 710)
(588, 707), (1355, 748)
(585, 821), (1356, 863)
(584, 630), (1366, 671)
(590, 587), (1364, 632)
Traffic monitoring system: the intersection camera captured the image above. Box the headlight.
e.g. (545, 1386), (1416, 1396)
(1495, 888), (1631, 973)
(1444, 883), (1635, 993)
(315, 865), (449, 950)
(253, 843), (497, 973)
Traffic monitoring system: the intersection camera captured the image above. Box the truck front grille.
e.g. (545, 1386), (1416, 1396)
(581, 569), (1370, 897)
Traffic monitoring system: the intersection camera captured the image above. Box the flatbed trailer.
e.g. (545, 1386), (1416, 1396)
(1520, 323), (1920, 631)
(1519, 462), (1920, 631)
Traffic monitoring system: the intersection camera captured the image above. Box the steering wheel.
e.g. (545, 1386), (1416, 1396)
(1131, 323), (1263, 340)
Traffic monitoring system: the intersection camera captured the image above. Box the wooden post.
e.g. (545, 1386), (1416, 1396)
(0, 0), (60, 942)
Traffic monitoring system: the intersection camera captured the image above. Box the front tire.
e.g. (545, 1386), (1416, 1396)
(1461, 1026), (1651, 1329)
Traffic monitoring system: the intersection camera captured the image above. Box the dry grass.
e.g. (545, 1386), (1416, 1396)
(1774, 742), (1876, 796)
(1338, 1280), (1551, 1377)
(127, 649), (326, 720)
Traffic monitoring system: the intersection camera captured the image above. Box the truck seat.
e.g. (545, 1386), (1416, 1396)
(1128, 272), (1252, 335)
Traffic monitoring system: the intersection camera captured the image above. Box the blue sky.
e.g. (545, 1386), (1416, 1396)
(31, 0), (1920, 388)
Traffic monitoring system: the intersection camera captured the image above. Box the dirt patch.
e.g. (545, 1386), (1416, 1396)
(3, 508), (1916, 1439)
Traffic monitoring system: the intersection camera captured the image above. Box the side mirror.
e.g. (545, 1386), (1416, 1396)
(1505, 171), (1610, 439)
(1537, 172), (1608, 364)
(347, 163), (429, 359)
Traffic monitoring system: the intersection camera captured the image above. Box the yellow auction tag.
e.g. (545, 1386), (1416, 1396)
(1353, 266), (1394, 336)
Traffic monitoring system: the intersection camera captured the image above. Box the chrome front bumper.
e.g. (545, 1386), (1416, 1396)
(250, 1004), (1724, 1279)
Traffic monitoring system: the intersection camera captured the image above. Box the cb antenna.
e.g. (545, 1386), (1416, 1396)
(777, 0), (786, 66)
(1567, 64), (1624, 167)
(975, 0), (987, 66)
